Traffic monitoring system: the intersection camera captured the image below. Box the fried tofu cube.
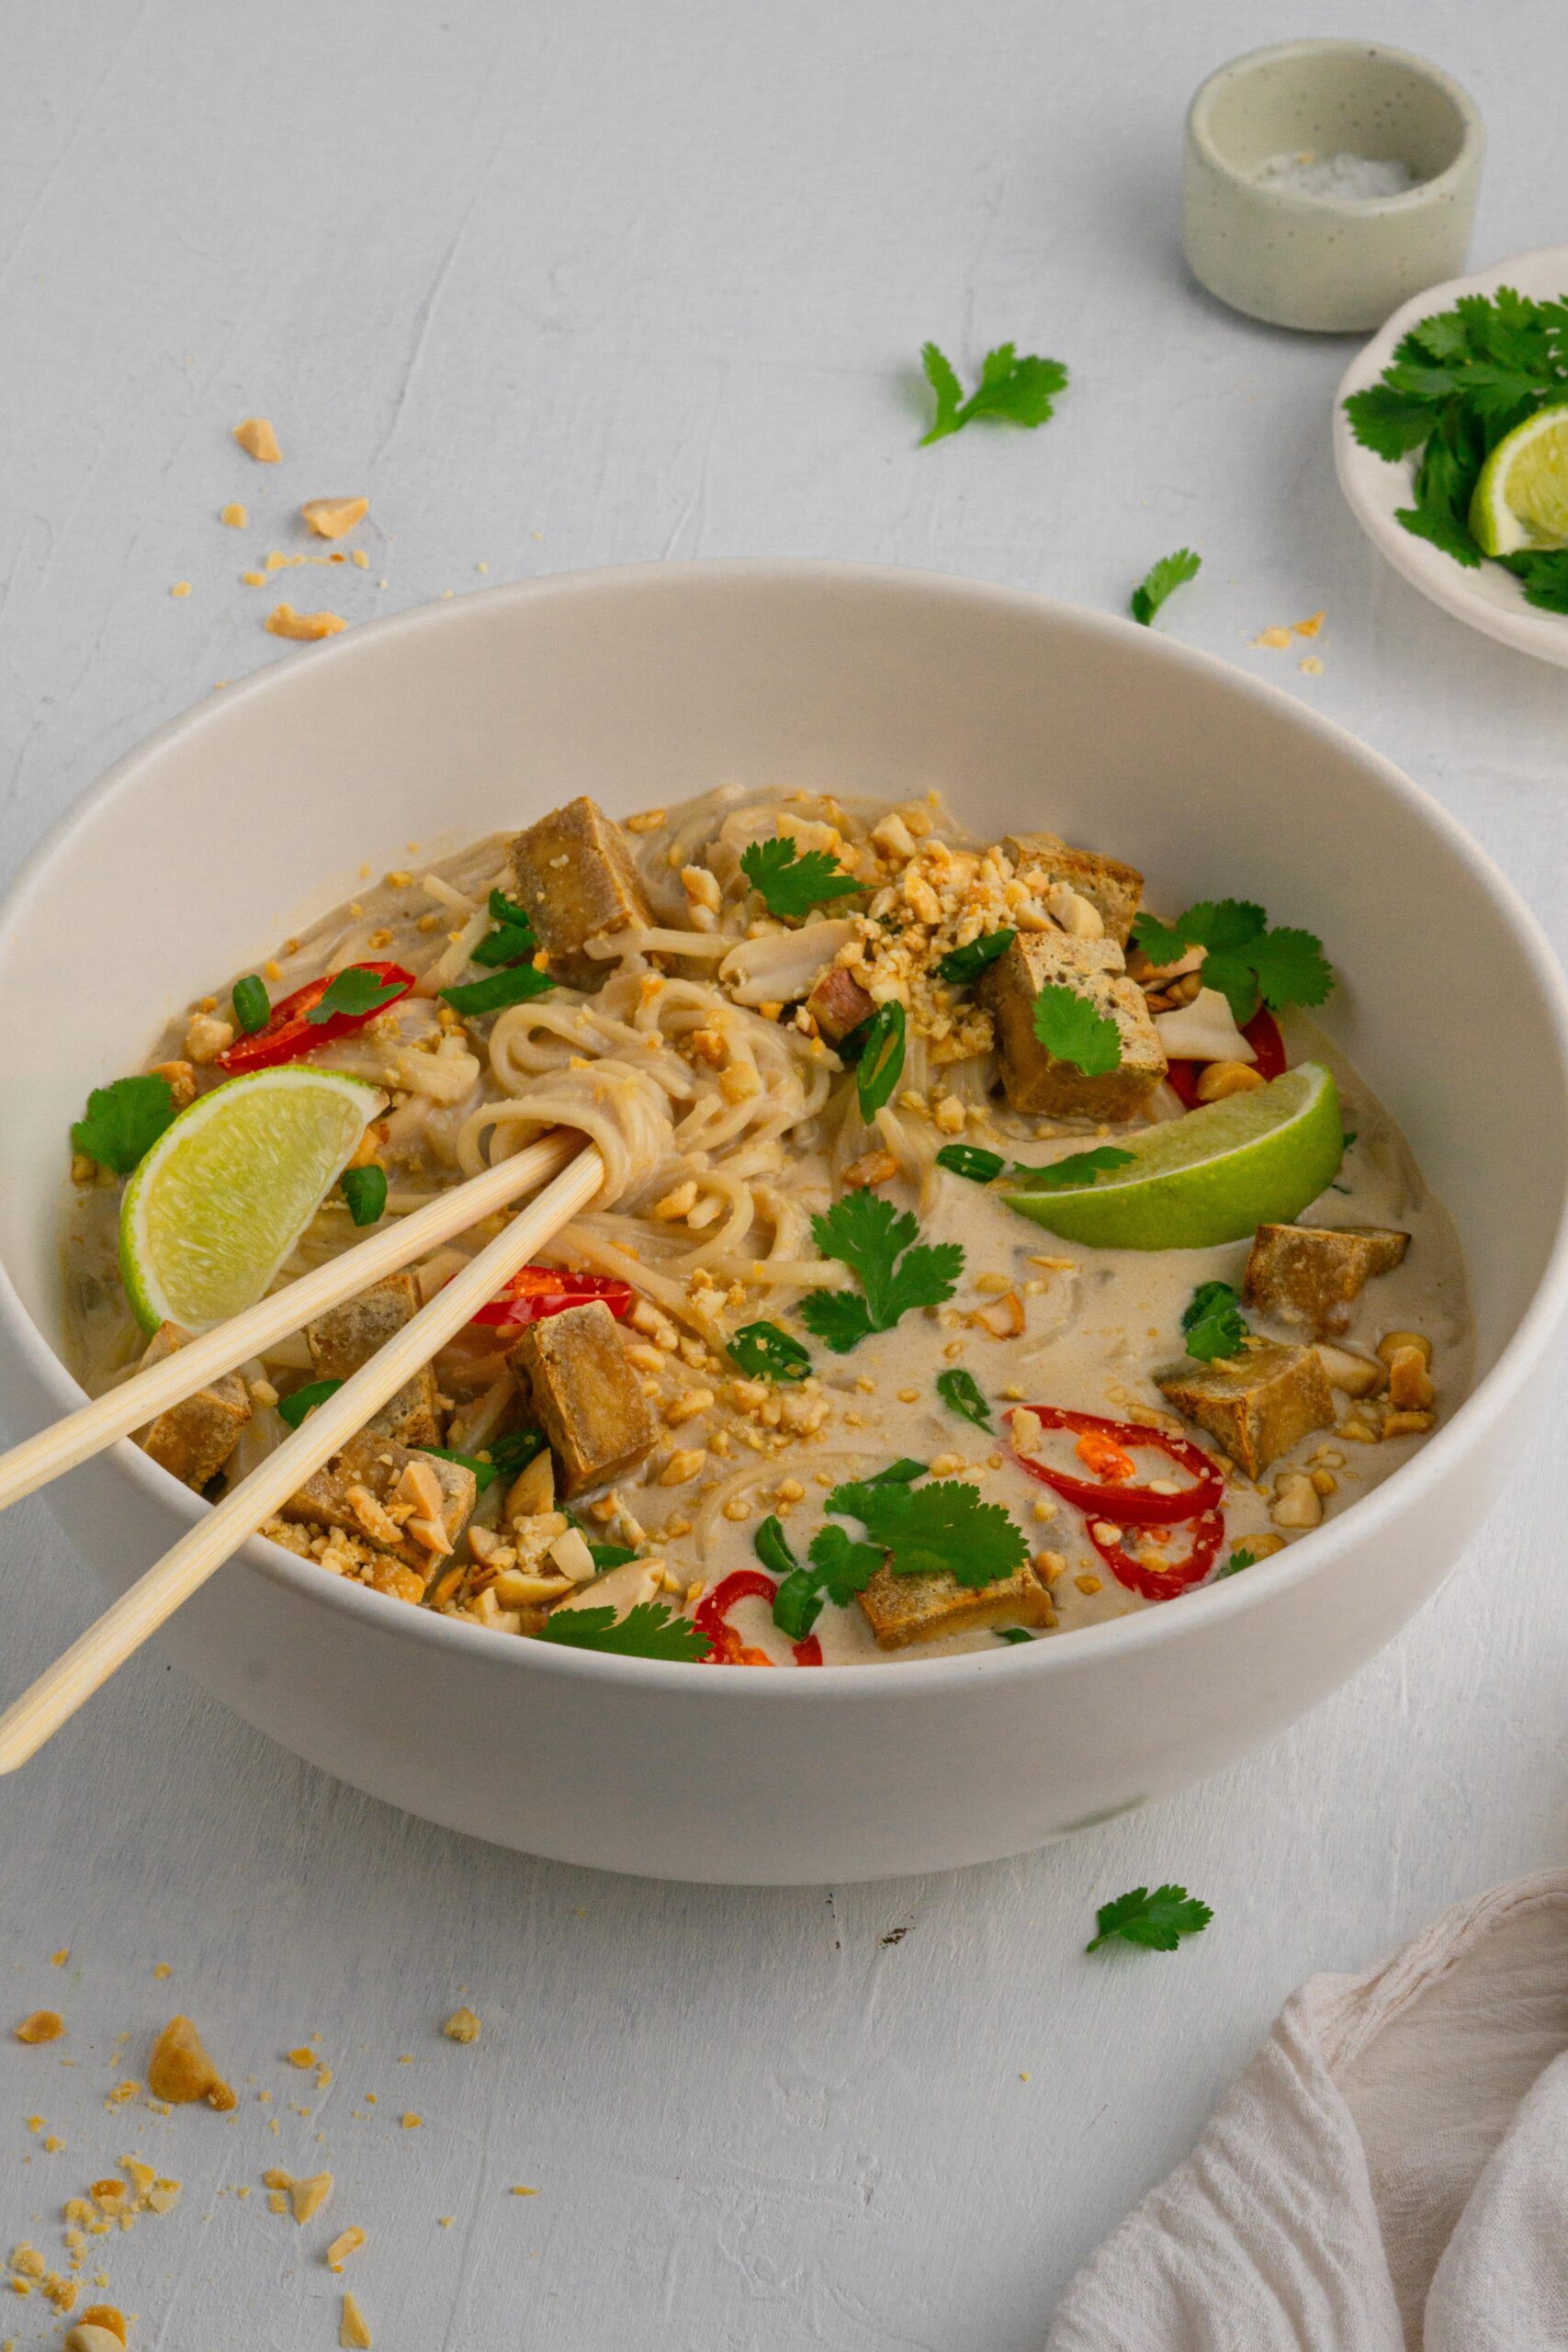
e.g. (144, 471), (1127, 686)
(280, 1431), (475, 1574)
(807, 964), (875, 1041)
(508, 1300), (656, 1498)
(858, 1559), (1051, 1650)
(509, 797), (650, 986)
(133, 1322), (252, 1490)
(1157, 1341), (1334, 1478)
(979, 932), (1167, 1120)
(306, 1273), (441, 1449)
(1244, 1223), (1411, 1338)
(1002, 831), (1145, 944)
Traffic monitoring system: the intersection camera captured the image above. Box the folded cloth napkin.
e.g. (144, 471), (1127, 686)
(1046, 1871), (1568, 2351)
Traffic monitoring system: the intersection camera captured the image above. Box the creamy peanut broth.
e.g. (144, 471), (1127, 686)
(62, 786), (1472, 1668)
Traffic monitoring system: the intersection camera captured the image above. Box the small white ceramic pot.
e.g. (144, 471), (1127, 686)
(1184, 39), (1483, 333)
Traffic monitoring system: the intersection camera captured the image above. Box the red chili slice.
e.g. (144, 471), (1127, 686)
(216, 961), (416, 1074)
(1084, 1509), (1224, 1600)
(695, 1569), (821, 1667)
(1166, 1006), (1286, 1109)
(470, 1266), (636, 1330)
(1011, 1406), (1224, 1523)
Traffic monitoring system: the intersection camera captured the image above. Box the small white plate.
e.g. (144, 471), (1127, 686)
(1334, 243), (1568, 667)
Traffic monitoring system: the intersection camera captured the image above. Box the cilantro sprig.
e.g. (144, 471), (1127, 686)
(1087, 1883), (1213, 1954)
(70, 1074), (177, 1176)
(1180, 1280), (1249, 1364)
(1216, 1547), (1258, 1580)
(1130, 548), (1201, 627)
(739, 837), (861, 921)
(305, 967), (408, 1025)
(919, 342), (1068, 446)
(800, 1193), (963, 1353)
(937, 929), (1014, 986)
(1342, 288), (1568, 606)
(935, 1367), (991, 1430)
(1132, 899), (1332, 1028)
(1032, 983), (1122, 1076)
(536, 1600), (712, 1663)
(728, 1321), (812, 1384)
(771, 1460), (1028, 1637)
(1005, 1145), (1134, 1193)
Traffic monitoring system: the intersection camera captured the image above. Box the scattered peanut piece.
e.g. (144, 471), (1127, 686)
(326, 2225), (366, 2272)
(286, 2046), (315, 2069)
(1293, 609), (1325, 638)
(169, 582), (192, 600)
(442, 2007), (481, 2045)
(15, 2010), (64, 2044)
(510, 2185), (537, 2197)
(152, 1963), (172, 1981)
(1250, 626), (1292, 650)
(1299, 655), (1325, 676)
(340, 2289), (372, 2349)
(220, 503), (248, 528)
(400, 2112), (423, 2130)
(65, 2329), (125, 2352)
(77, 2307), (127, 2346)
(51, 1949), (69, 1967)
(232, 416), (282, 463)
(301, 496), (369, 541)
(265, 603), (346, 642)
(147, 2015), (234, 2109)
(290, 2172), (333, 2226)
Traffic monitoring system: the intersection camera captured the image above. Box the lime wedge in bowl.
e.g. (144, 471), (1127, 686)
(1471, 404), (1568, 557)
(121, 1067), (382, 1332)
(1003, 1063), (1343, 1250)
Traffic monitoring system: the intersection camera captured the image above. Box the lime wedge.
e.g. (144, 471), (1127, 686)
(1003, 1063), (1343, 1250)
(1471, 405), (1568, 557)
(120, 1067), (381, 1332)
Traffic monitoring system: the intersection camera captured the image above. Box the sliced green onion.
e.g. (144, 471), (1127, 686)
(277, 1377), (344, 1430)
(441, 964), (555, 1016)
(856, 1000), (907, 1121)
(340, 1164), (388, 1227)
(753, 1514), (799, 1579)
(231, 975), (270, 1035)
(935, 1142), (1006, 1184)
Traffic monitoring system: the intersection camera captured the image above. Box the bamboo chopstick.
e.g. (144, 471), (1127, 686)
(0, 1129), (580, 1519)
(0, 1140), (605, 1774)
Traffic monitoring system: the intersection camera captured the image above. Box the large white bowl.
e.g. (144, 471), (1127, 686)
(3, 562), (1566, 1883)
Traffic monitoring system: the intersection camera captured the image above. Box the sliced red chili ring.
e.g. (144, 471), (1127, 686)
(695, 1568), (821, 1667)
(470, 1265), (636, 1330)
(1010, 1406), (1224, 1523)
(1085, 1509), (1224, 1600)
(215, 961), (416, 1074)
(1166, 1005), (1286, 1109)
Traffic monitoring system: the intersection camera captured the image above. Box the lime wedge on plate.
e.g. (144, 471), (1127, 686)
(1471, 405), (1568, 557)
(1003, 1063), (1342, 1250)
(121, 1067), (381, 1332)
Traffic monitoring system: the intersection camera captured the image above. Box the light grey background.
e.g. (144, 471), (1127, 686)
(2, 5), (1564, 2346)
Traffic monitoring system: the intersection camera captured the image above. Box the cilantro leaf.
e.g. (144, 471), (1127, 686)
(937, 929), (1015, 986)
(919, 340), (1069, 445)
(1130, 548), (1201, 627)
(587, 1542), (638, 1571)
(422, 1442), (503, 1493)
(739, 837), (861, 921)
(340, 1164), (387, 1227)
(1032, 983), (1122, 1076)
(1181, 1280), (1249, 1363)
(70, 1074), (177, 1176)
(1087, 1883), (1213, 1953)
(1503, 549), (1568, 613)
(935, 1142), (1006, 1185)
(728, 1320), (812, 1383)
(1006, 1145), (1134, 1193)
(1215, 1547), (1258, 1579)
(935, 1367), (991, 1430)
(305, 967), (408, 1025)
(826, 1468), (1028, 1588)
(485, 1429), (547, 1481)
(994, 1626), (1034, 1644)
(1343, 379), (1442, 459)
(857, 1000), (906, 1120)
(441, 963), (554, 1016)
(802, 1193), (963, 1353)
(535, 1600), (712, 1663)
(1132, 899), (1332, 1025)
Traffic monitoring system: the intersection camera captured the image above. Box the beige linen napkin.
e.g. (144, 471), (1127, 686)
(1046, 1871), (1568, 2350)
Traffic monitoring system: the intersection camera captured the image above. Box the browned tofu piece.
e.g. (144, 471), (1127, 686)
(978, 932), (1167, 1120)
(1156, 1341), (1334, 1478)
(1244, 1223), (1411, 1338)
(509, 797), (650, 987)
(508, 1300), (657, 1498)
(807, 964), (875, 1041)
(306, 1272), (441, 1449)
(1002, 831), (1145, 945)
(133, 1321), (252, 1490)
(858, 1558), (1051, 1650)
(279, 1430), (476, 1575)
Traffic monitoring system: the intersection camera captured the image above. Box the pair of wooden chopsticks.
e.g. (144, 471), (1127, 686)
(0, 1130), (604, 1774)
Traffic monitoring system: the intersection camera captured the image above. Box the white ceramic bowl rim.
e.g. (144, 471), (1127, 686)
(1188, 38), (1483, 214)
(6, 560), (1568, 1704)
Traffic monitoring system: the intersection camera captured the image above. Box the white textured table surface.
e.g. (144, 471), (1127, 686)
(3, 5), (1566, 2346)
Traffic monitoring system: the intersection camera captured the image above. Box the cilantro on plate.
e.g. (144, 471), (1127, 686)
(919, 341), (1069, 446)
(739, 837), (861, 921)
(1180, 1280), (1249, 1363)
(1130, 548), (1201, 627)
(1087, 1883), (1213, 1953)
(1131, 899), (1332, 1028)
(1215, 1547), (1258, 1579)
(70, 1074), (177, 1176)
(485, 1428), (547, 1480)
(827, 1464), (1028, 1585)
(800, 1193), (963, 1353)
(423, 1442), (502, 1492)
(1032, 982), (1122, 1076)
(936, 929), (1015, 986)
(728, 1321), (812, 1383)
(305, 967), (408, 1024)
(536, 1600), (712, 1663)
(935, 1366), (991, 1430)
(1006, 1145), (1135, 1193)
